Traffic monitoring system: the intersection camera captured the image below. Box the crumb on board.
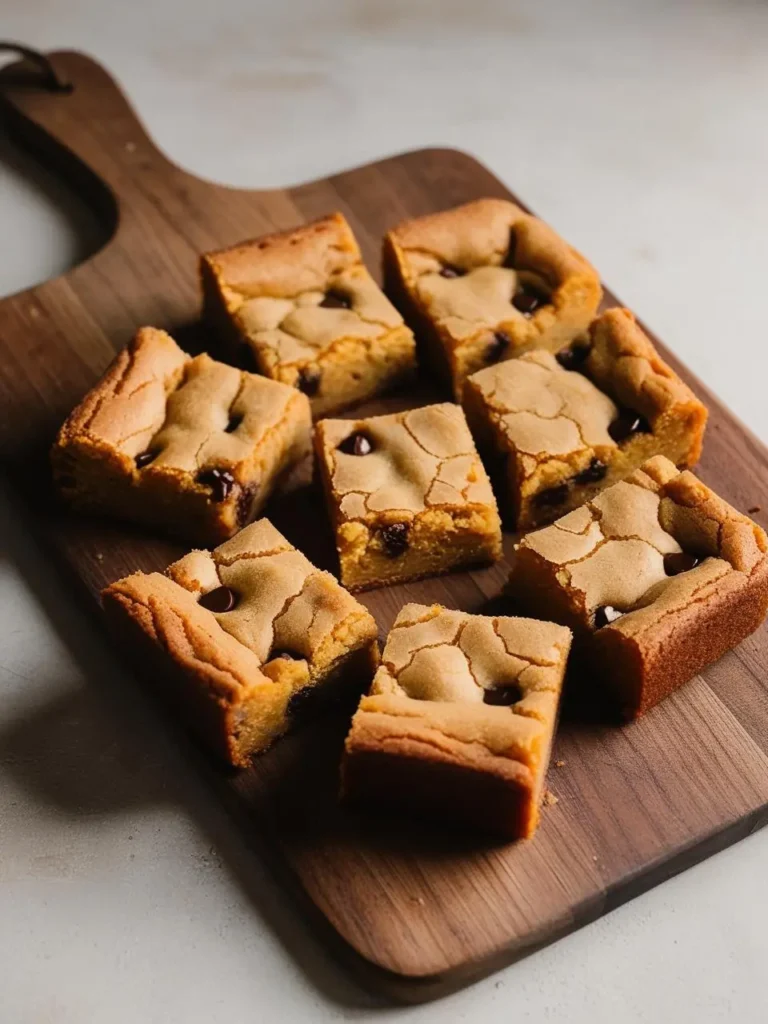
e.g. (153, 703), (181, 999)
(96, 552), (104, 562)
(748, 506), (762, 515)
(543, 790), (559, 807)
(554, 759), (566, 768)
(411, 895), (426, 906)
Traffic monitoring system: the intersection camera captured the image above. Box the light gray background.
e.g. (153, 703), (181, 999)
(1, 1), (767, 1021)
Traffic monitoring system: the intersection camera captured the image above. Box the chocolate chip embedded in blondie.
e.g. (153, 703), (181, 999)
(201, 212), (417, 417)
(342, 603), (572, 838)
(52, 327), (312, 546)
(102, 519), (379, 766)
(314, 403), (502, 592)
(507, 456), (768, 717)
(463, 307), (708, 530)
(383, 198), (602, 399)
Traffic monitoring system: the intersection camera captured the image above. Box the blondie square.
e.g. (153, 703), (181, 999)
(342, 603), (572, 838)
(201, 212), (417, 417)
(463, 307), (708, 530)
(314, 403), (502, 591)
(102, 519), (379, 766)
(52, 327), (311, 546)
(383, 198), (602, 399)
(507, 456), (768, 717)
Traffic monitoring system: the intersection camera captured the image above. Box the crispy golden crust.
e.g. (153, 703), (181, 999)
(383, 198), (602, 398)
(341, 604), (571, 838)
(202, 214), (361, 301)
(101, 519), (379, 766)
(586, 308), (708, 457)
(103, 571), (268, 703)
(508, 456), (768, 716)
(54, 327), (188, 449)
(51, 328), (312, 546)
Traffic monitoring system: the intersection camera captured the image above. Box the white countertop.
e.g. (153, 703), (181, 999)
(2, 2), (767, 1021)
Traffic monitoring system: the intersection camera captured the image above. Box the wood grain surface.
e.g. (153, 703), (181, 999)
(2, 50), (768, 1003)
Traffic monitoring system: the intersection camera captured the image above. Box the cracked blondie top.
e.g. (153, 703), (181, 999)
(201, 213), (417, 416)
(102, 519), (379, 765)
(383, 198), (602, 398)
(463, 307), (708, 529)
(372, 603), (570, 710)
(343, 603), (572, 838)
(314, 403), (502, 591)
(52, 328), (311, 545)
(508, 456), (768, 715)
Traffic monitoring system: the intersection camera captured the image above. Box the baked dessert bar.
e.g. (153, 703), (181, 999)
(314, 403), (502, 591)
(507, 456), (768, 717)
(201, 212), (417, 417)
(342, 603), (572, 838)
(102, 519), (379, 766)
(463, 307), (708, 530)
(52, 327), (311, 546)
(383, 198), (602, 399)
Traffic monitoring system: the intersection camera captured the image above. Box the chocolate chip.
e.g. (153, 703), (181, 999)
(485, 331), (510, 364)
(483, 682), (524, 706)
(574, 458), (607, 485)
(556, 342), (591, 370)
(439, 264), (464, 278)
(297, 366), (321, 396)
(319, 290), (351, 309)
(270, 649), (302, 661)
(198, 468), (236, 501)
(608, 410), (651, 443)
(225, 413), (243, 433)
(512, 287), (545, 316)
(594, 605), (624, 629)
(534, 483), (570, 508)
(199, 586), (237, 613)
(338, 431), (373, 456)
(664, 552), (701, 576)
(379, 522), (409, 557)
(135, 450), (158, 469)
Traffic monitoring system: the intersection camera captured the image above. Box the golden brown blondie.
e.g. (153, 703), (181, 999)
(384, 198), (602, 398)
(314, 403), (502, 591)
(342, 603), (572, 838)
(52, 327), (311, 546)
(463, 308), (708, 529)
(102, 519), (379, 766)
(201, 213), (417, 416)
(507, 456), (768, 717)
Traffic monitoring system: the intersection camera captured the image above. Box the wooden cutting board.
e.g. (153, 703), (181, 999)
(2, 50), (768, 1003)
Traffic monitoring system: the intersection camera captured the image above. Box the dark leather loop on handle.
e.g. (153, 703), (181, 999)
(0, 41), (72, 92)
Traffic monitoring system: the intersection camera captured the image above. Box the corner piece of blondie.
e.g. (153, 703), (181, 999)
(52, 327), (312, 546)
(201, 212), (417, 417)
(383, 198), (602, 399)
(507, 456), (768, 717)
(463, 307), (708, 529)
(102, 519), (379, 766)
(342, 603), (572, 838)
(314, 403), (502, 591)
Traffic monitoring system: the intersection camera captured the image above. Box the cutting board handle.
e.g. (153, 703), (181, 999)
(0, 49), (189, 239)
